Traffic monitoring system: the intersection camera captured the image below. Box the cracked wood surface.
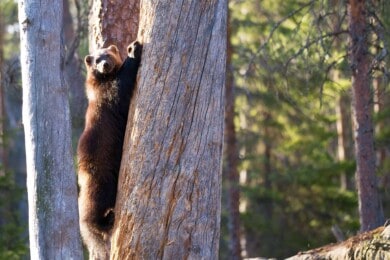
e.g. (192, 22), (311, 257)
(287, 226), (390, 259)
(110, 0), (227, 259)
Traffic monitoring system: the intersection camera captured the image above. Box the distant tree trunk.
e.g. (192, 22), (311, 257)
(348, 0), (384, 231)
(110, 0), (227, 258)
(330, 0), (354, 191)
(263, 112), (273, 221)
(0, 4), (6, 231)
(336, 93), (354, 190)
(0, 10), (6, 176)
(224, 15), (242, 260)
(373, 73), (390, 188)
(89, 0), (139, 57)
(18, 0), (83, 258)
(63, 0), (87, 137)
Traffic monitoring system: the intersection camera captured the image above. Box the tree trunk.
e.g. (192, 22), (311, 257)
(63, 0), (87, 136)
(348, 0), (384, 232)
(0, 9), (6, 176)
(336, 93), (354, 190)
(224, 14), (242, 260)
(263, 113), (273, 221)
(111, 0), (227, 258)
(18, 0), (83, 258)
(373, 74), (390, 188)
(89, 0), (139, 57)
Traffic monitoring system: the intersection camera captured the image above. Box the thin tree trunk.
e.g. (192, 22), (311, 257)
(224, 14), (242, 260)
(0, 10), (6, 176)
(348, 0), (384, 231)
(89, 0), (139, 57)
(329, 0), (354, 191)
(373, 74), (390, 188)
(111, 0), (227, 258)
(18, 0), (83, 258)
(63, 0), (87, 135)
(336, 93), (354, 190)
(263, 113), (273, 221)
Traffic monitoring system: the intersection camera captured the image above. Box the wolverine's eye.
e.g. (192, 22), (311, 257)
(96, 55), (109, 64)
(85, 55), (93, 65)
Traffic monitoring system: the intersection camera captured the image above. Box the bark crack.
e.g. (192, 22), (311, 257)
(158, 169), (180, 258)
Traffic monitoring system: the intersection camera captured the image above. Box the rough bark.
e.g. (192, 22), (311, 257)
(348, 0), (384, 231)
(224, 15), (242, 260)
(18, 0), (83, 258)
(89, 0), (139, 58)
(111, 0), (227, 258)
(287, 225), (390, 259)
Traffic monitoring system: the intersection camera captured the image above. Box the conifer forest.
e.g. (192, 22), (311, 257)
(0, 0), (390, 259)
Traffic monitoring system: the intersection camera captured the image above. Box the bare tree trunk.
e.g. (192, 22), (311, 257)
(89, 0), (139, 57)
(336, 92), (354, 190)
(348, 0), (384, 231)
(111, 0), (227, 258)
(224, 15), (242, 260)
(0, 10), (6, 176)
(263, 113), (273, 221)
(329, 0), (354, 191)
(18, 0), (83, 258)
(374, 74), (390, 188)
(63, 0), (87, 136)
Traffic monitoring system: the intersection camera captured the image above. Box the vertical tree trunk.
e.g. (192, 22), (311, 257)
(373, 74), (390, 188)
(224, 14), (242, 260)
(18, 0), (83, 258)
(89, 0), (139, 57)
(0, 10), (6, 176)
(336, 93), (354, 190)
(111, 0), (227, 258)
(263, 113), (273, 221)
(348, 0), (384, 231)
(63, 0), (87, 136)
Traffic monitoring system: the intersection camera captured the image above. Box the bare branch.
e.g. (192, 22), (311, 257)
(284, 30), (349, 69)
(245, 0), (318, 76)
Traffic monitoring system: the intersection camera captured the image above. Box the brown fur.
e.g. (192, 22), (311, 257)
(77, 42), (142, 259)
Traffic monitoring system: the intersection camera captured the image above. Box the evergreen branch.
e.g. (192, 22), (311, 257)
(245, 0), (318, 76)
(367, 11), (389, 75)
(284, 30), (349, 69)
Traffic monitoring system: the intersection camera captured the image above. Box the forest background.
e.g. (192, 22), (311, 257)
(0, 0), (390, 259)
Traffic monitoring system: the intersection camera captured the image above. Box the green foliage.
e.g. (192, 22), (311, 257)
(0, 0), (19, 59)
(0, 172), (28, 259)
(220, 0), (389, 258)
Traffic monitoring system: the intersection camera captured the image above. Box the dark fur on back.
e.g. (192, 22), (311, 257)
(77, 42), (142, 260)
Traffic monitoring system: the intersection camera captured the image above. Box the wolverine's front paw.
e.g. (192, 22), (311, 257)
(127, 41), (142, 60)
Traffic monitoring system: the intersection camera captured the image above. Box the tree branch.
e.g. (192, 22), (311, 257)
(245, 0), (318, 76)
(284, 30), (349, 69)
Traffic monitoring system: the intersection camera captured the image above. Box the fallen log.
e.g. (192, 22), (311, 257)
(287, 225), (390, 259)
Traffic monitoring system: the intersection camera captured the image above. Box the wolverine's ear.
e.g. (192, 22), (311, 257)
(107, 45), (119, 54)
(85, 55), (93, 66)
